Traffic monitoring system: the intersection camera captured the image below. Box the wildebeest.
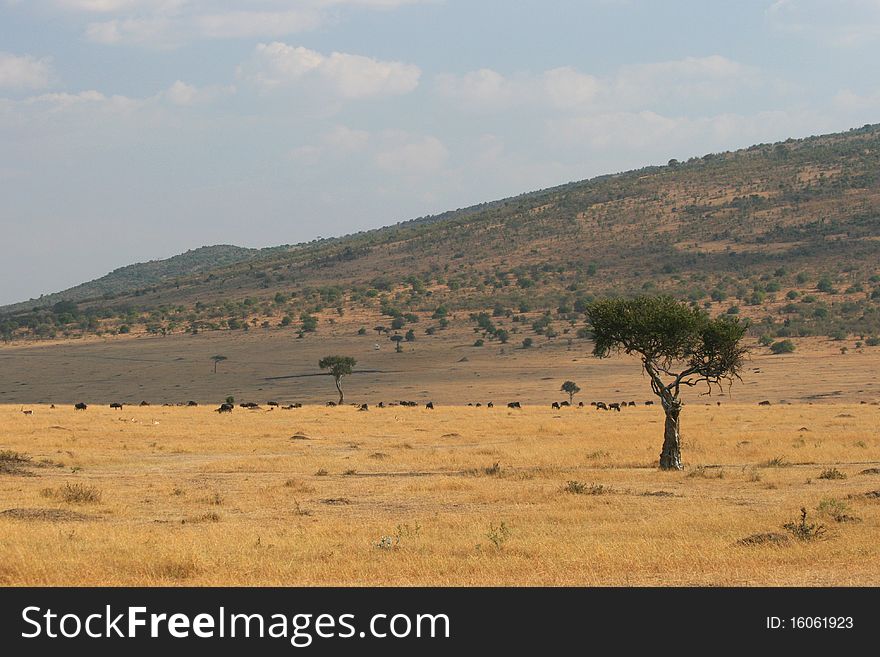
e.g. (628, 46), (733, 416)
(267, 401), (279, 407)
(358, 403), (369, 411)
(240, 402), (260, 409)
(645, 401), (654, 406)
(425, 402), (434, 409)
(595, 402), (607, 410)
(551, 402), (560, 410)
(758, 400), (771, 406)
(326, 401), (337, 407)
(560, 401), (570, 407)
(216, 403), (233, 413)
(187, 401), (198, 407)
(74, 403), (87, 411)
(628, 401), (636, 407)
(578, 402), (584, 407)
(475, 403), (482, 407)
(507, 401), (521, 409)
(140, 401), (150, 406)
(377, 402), (385, 408)
(486, 402), (494, 408)
(609, 403), (621, 412)
(110, 403), (123, 410)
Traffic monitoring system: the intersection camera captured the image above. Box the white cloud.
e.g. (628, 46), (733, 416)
(241, 42), (420, 99)
(374, 133), (448, 173)
(434, 68), (514, 111)
(24, 89), (141, 112)
(0, 52), (55, 89)
(85, 16), (176, 46)
(437, 55), (761, 114)
(162, 79), (235, 105)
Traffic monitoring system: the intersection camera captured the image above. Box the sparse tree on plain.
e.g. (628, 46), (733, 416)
(561, 380), (581, 404)
(318, 355), (357, 404)
(586, 296), (748, 470)
(211, 355), (227, 374)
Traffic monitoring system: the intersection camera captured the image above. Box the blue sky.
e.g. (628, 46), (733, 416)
(2, 0), (880, 305)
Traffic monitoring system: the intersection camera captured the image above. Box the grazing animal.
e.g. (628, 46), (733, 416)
(50, 404), (56, 409)
(644, 401), (654, 406)
(507, 401), (521, 409)
(609, 402), (621, 412)
(74, 403), (87, 411)
(140, 401), (150, 406)
(560, 401), (570, 407)
(377, 402), (385, 408)
(595, 402), (607, 410)
(758, 400), (771, 406)
(426, 402), (434, 409)
(267, 401), (279, 407)
(240, 402), (260, 409)
(628, 401), (636, 407)
(326, 401), (337, 407)
(358, 403), (369, 411)
(578, 402), (584, 407)
(110, 403), (123, 410)
(216, 403), (233, 413)
(187, 401), (198, 407)
(467, 403), (473, 406)
(475, 403), (482, 407)
(487, 402), (494, 408)
(552, 402), (561, 410)
(21, 409), (33, 416)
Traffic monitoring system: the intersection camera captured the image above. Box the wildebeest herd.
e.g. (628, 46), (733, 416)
(26, 397), (781, 414)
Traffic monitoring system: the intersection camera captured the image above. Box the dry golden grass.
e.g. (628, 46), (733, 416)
(1, 402), (878, 586)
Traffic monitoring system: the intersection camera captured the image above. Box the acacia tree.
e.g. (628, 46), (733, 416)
(561, 380), (581, 404)
(318, 355), (357, 404)
(586, 296), (748, 470)
(210, 355), (227, 374)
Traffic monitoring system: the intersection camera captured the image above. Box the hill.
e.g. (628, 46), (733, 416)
(2, 123), (880, 345)
(1, 245), (262, 315)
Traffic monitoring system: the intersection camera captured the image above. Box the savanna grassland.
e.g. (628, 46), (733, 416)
(1, 400), (878, 586)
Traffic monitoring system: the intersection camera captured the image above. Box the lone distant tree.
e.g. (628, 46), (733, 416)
(561, 380), (581, 404)
(390, 334), (404, 353)
(318, 355), (357, 404)
(586, 296), (748, 470)
(211, 355), (228, 374)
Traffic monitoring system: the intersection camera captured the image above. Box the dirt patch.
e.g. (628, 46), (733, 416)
(0, 507), (94, 522)
(859, 468), (880, 475)
(642, 491), (677, 497)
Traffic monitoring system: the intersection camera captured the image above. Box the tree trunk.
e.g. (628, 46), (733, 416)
(335, 377), (344, 405)
(659, 399), (683, 470)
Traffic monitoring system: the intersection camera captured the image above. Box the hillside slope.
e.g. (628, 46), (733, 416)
(2, 123), (880, 343)
(2, 245), (261, 313)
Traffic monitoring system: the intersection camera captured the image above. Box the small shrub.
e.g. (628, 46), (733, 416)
(762, 456), (790, 468)
(818, 468), (846, 480)
(564, 480), (611, 495)
(783, 508), (826, 541)
(483, 462), (502, 476)
(45, 483), (103, 504)
(770, 339), (796, 354)
(486, 521), (510, 549)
